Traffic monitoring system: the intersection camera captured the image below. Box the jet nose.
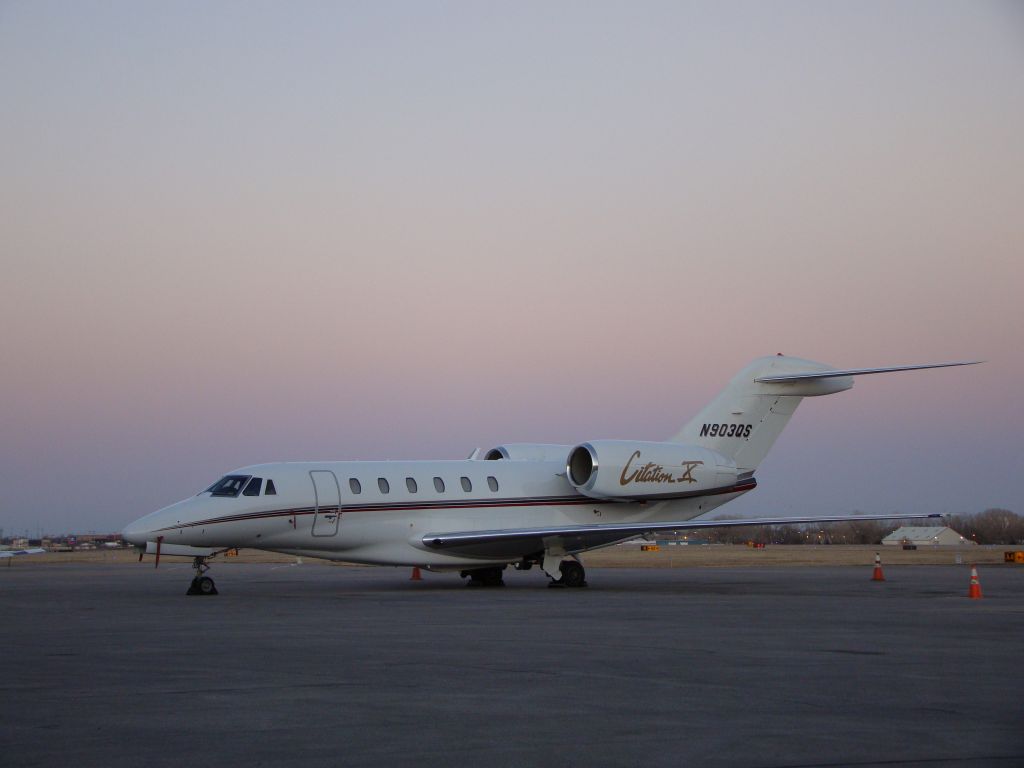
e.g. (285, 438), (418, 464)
(121, 519), (149, 547)
(122, 508), (167, 546)
(122, 498), (196, 546)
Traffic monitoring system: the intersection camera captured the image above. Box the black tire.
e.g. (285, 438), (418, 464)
(197, 576), (217, 595)
(558, 560), (586, 588)
(466, 566), (505, 587)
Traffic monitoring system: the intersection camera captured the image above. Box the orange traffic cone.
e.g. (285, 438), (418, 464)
(871, 552), (885, 582)
(968, 565), (982, 599)
(410, 566), (422, 581)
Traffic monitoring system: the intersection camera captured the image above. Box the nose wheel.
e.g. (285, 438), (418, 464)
(186, 556), (218, 596)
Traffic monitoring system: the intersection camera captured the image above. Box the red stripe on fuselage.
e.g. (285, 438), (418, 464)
(153, 480), (756, 533)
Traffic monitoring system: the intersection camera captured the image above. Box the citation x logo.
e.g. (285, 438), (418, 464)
(619, 451), (703, 486)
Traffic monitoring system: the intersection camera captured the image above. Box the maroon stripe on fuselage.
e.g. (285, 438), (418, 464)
(154, 479), (756, 533)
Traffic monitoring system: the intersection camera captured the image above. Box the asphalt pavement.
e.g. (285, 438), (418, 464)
(2, 562), (1022, 767)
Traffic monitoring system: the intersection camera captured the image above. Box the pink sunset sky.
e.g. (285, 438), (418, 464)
(1, 2), (1021, 534)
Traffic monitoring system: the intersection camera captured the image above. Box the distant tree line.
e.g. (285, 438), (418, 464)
(946, 509), (1024, 545)
(701, 508), (1023, 545)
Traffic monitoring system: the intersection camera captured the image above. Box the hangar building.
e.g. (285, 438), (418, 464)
(881, 526), (974, 547)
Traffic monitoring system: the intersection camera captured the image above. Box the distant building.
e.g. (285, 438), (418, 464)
(881, 526), (974, 547)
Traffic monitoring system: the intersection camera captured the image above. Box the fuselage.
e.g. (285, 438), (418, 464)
(121, 458), (752, 569)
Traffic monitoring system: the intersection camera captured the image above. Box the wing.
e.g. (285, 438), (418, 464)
(421, 513), (945, 560)
(0, 548), (46, 558)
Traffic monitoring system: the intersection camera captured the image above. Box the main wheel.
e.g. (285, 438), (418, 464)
(558, 560), (586, 588)
(197, 576), (217, 595)
(465, 566), (505, 587)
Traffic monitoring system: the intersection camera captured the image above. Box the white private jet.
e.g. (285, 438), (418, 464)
(122, 355), (979, 594)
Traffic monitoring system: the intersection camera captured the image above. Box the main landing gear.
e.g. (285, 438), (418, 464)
(461, 566), (506, 587)
(186, 556), (218, 596)
(538, 552), (588, 588)
(460, 560), (588, 588)
(548, 559), (587, 589)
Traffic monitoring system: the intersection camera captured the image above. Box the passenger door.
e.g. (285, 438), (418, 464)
(310, 471), (341, 536)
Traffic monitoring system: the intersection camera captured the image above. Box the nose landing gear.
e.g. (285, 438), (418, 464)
(186, 556), (218, 596)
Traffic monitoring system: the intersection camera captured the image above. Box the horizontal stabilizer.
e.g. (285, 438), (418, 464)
(755, 361), (982, 383)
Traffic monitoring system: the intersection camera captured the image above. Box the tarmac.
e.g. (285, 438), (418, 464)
(2, 562), (1022, 768)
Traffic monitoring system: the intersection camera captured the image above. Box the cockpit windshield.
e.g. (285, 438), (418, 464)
(205, 475), (253, 498)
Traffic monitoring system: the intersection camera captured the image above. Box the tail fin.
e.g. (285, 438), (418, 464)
(671, 355), (980, 474)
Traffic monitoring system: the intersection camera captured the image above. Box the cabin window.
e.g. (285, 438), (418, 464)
(378, 478), (390, 494)
(243, 477), (263, 496)
(349, 478), (362, 494)
(208, 475), (251, 498)
(487, 476), (499, 492)
(406, 477), (418, 493)
(460, 476), (472, 492)
(265, 479), (277, 495)
(433, 477), (445, 493)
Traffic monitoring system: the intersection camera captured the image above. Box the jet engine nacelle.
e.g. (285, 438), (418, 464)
(484, 443), (574, 462)
(566, 440), (738, 500)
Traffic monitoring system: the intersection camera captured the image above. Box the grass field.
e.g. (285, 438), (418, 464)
(5, 544), (1018, 568)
